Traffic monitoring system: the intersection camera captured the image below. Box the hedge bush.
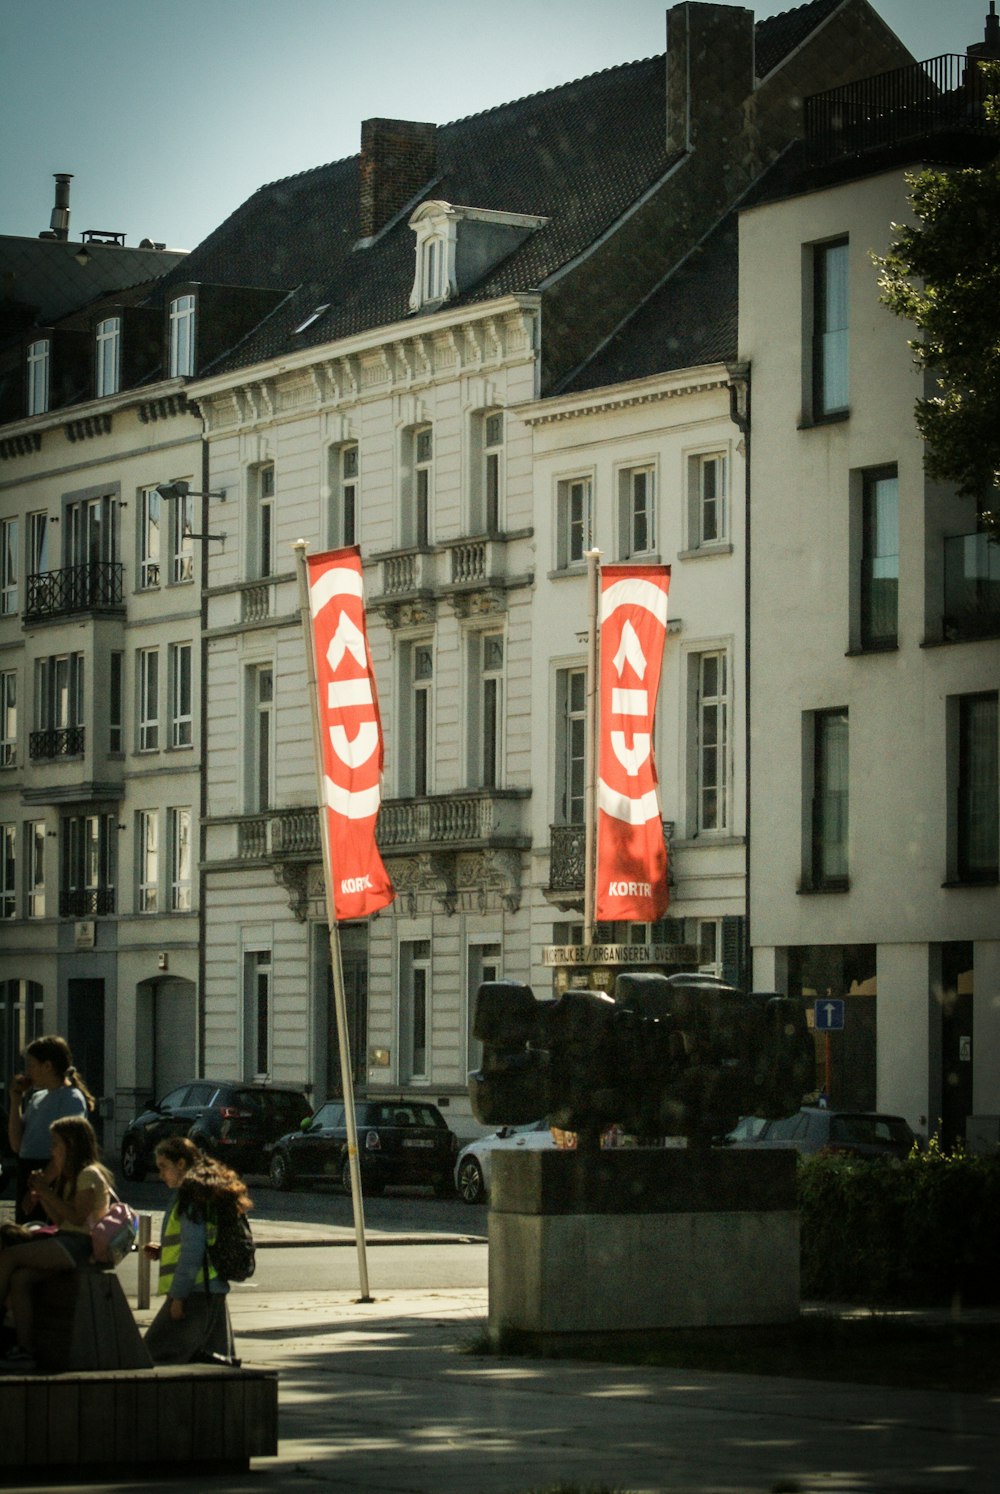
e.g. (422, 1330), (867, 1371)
(798, 1140), (1000, 1305)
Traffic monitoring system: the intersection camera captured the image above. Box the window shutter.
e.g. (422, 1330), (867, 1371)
(721, 915), (745, 988)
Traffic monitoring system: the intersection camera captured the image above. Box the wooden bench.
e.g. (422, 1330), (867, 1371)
(31, 1264), (151, 1373)
(0, 1364), (279, 1478)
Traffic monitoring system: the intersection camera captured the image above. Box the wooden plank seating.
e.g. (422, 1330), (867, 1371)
(0, 1364), (279, 1478)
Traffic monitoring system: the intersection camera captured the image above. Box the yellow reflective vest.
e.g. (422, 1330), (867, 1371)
(157, 1199), (219, 1297)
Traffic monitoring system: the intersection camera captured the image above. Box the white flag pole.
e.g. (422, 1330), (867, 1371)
(584, 548), (602, 946)
(294, 540), (372, 1303)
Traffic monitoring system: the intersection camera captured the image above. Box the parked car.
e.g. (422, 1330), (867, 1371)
(454, 1119), (556, 1204)
(721, 1107), (918, 1158)
(120, 1080), (310, 1181)
(268, 1098), (459, 1196)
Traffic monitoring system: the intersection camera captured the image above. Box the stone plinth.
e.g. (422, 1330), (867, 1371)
(488, 1147), (798, 1346)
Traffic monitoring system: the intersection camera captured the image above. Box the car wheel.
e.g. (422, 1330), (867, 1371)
(456, 1156), (485, 1205)
(120, 1138), (146, 1183)
(341, 1158), (381, 1196)
(269, 1150), (294, 1191)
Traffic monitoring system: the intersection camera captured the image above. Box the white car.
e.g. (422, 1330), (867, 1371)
(454, 1119), (556, 1203)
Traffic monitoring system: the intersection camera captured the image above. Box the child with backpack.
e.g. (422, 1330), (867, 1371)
(143, 1136), (253, 1365)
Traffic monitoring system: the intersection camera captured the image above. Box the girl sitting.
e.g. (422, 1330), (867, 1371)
(144, 1136), (250, 1365)
(0, 1114), (111, 1372)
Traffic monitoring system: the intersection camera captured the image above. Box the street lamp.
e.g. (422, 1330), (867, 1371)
(154, 479), (227, 542)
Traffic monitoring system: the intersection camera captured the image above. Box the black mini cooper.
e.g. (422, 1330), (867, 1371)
(268, 1098), (458, 1196)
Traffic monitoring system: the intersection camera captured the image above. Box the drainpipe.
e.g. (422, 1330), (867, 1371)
(727, 363), (751, 986)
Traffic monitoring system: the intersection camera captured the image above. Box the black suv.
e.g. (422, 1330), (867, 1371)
(269, 1099), (458, 1196)
(120, 1080), (311, 1181)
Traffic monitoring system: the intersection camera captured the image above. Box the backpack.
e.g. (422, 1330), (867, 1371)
(208, 1202), (256, 1282)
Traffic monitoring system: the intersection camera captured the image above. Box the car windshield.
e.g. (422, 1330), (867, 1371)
(369, 1104), (445, 1128)
(234, 1090), (309, 1125)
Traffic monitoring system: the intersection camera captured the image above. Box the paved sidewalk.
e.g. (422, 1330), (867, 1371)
(20, 1280), (999, 1494)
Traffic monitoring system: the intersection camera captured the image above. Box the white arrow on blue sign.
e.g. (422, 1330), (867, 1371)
(814, 998), (845, 1031)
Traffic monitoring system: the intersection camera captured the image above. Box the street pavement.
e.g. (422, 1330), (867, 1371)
(9, 1207), (1000, 1493)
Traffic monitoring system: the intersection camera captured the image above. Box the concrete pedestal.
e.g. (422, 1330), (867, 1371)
(488, 1148), (799, 1347)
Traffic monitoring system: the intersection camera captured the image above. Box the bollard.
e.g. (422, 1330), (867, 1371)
(136, 1212), (152, 1309)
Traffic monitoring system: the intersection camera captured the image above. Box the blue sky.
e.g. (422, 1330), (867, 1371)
(1, 0), (992, 252)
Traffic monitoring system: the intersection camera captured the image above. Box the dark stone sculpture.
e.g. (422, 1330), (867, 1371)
(468, 971), (814, 1150)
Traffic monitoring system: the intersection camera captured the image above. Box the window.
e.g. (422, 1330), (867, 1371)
(618, 465), (655, 558)
(109, 652), (123, 753)
(469, 631), (504, 788)
(556, 477), (591, 569)
(691, 651), (730, 834)
(26, 822), (45, 918)
(688, 452), (728, 548)
(27, 339), (49, 415)
(467, 940), (501, 1073)
(1, 672), (16, 767)
(329, 443), (359, 548)
(138, 648), (159, 752)
(66, 493), (117, 567)
(250, 464), (275, 579)
(168, 294), (195, 378)
(137, 810), (158, 913)
(809, 708), (849, 888)
(27, 512), (49, 577)
(860, 466), (899, 648)
(1, 519), (17, 615)
(420, 238), (446, 303)
(470, 411), (504, 533)
(956, 692), (998, 883)
(170, 485), (195, 583)
(399, 939), (431, 1081)
(243, 949), (272, 1077)
(812, 239), (849, 418)
(169, 807), (192, 911)
(139, 487), (161, 587)
(95, 316), (121, 397)
(400, 641), (433, 797)
(402, 427), (433, 548)
(61, 813), (116, 917)
(1, 825), (14, 918)
(556, 666), (587, 824)
(32, 653), (84, 757)
(169, 643), (192, 748)
(249, 666), (273, 811)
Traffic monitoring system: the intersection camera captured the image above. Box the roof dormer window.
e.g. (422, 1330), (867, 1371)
(168, 293), (196, 377)
(27, 339), (50, 416)
(96, 316), (121, 397)
(409, 200), (548, 314)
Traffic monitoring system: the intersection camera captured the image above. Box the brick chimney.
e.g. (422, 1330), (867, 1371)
(358, 119), (437, 242)
(666, 3), (755, 156)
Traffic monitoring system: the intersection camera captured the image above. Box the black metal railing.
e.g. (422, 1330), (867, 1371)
(943, 531), (1000, 640)
(26, 562), (125, 620)
(59, 886), (116, 917)
(29, 726), (85, 760)
(805, 54), (997, 165)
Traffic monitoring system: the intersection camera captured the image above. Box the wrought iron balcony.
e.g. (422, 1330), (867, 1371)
(25, 563), (125, 621)
(29, 726), (85, 760)
(548, 820), (675, 897)
(943, 531), (1000, 640)
(60, 887), (116, 917)
(805, 54), (998, 167)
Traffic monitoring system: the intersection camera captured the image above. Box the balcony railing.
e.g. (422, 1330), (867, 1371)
(548, 820), (675, 895)
(236, 791), (529, 862)
(805, 54), (997, 166)
(60, 887), (116, 917)
(26, 562), (125, 621)
(943, 531), (1000, 640)
(29, 726), (85, 760)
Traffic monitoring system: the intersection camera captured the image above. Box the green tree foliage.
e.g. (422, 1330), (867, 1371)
(877, 62), (1000, 529)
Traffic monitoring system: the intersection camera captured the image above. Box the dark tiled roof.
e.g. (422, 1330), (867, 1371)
(754, 0), (846, 79)
(155, 55), (676, 376)
(0, 236), (185, 334)
(559, 215), (739, 394)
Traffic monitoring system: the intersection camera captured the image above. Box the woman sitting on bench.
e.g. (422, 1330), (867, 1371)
(0, 1115), (111, 1372)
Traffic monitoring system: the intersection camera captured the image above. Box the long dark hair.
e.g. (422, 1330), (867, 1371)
(27, 1034), (96, 1113)
(154, 1137), (252, 1217)
(49, 1115), (111, 1197)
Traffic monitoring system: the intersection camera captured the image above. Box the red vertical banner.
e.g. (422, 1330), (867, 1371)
(306, 547), (394, 921)
(595, 564), (670, 922)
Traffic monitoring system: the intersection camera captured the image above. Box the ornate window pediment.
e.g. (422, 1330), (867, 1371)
(408, 200), (547, 313)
